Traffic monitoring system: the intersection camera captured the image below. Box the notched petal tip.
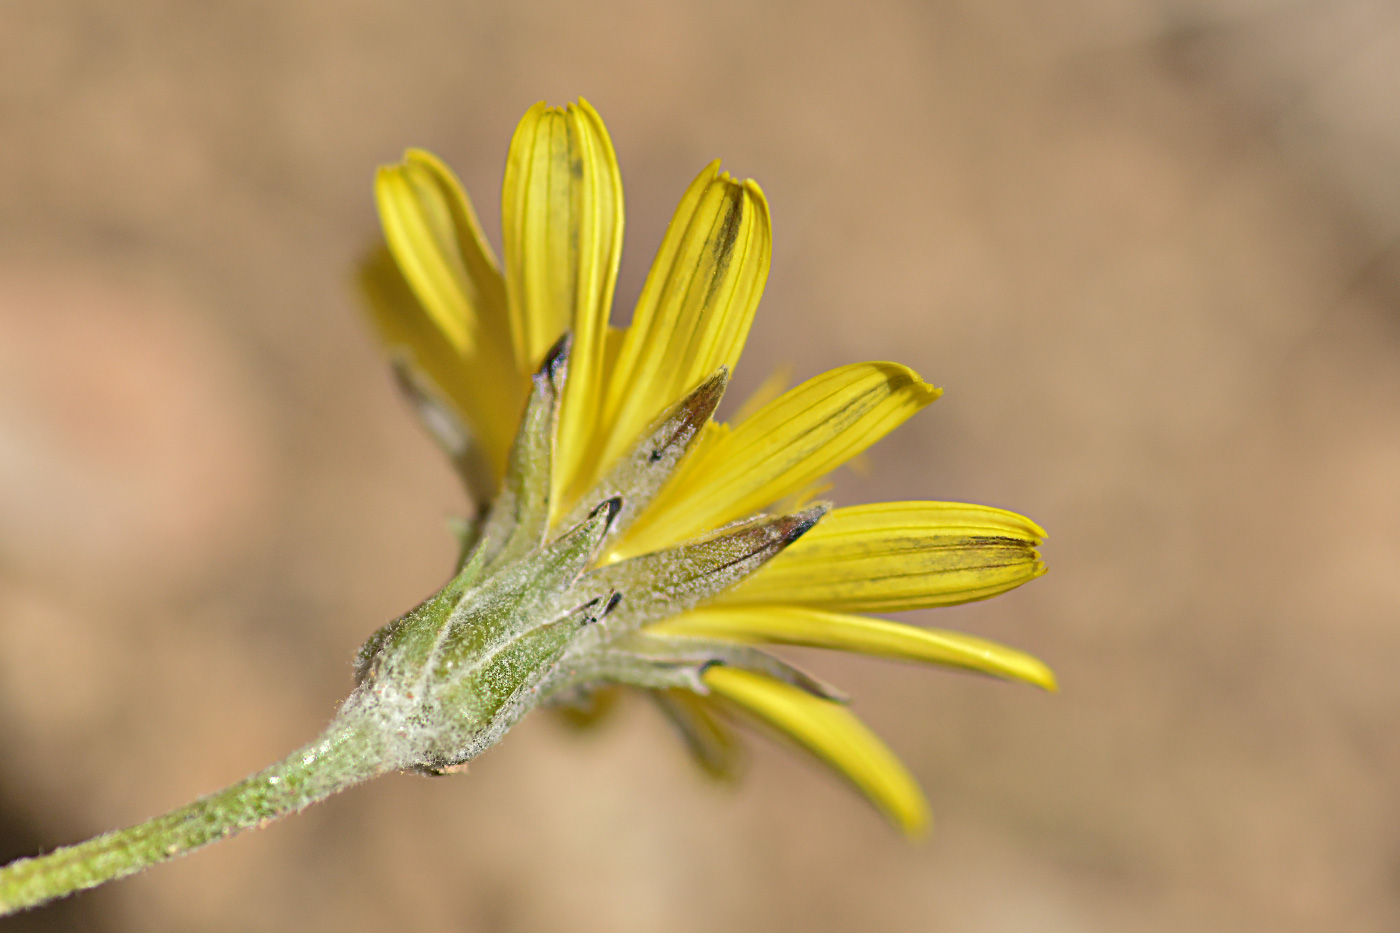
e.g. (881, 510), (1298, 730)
(373, 142), (513, 404)
(725, 501), (1047, 612)
(401, 147), (466, 182)
(595, 157), (770, 472)
(740, 178), (771, 221)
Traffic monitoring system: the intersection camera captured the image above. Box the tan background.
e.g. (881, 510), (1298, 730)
(3, 1), (1400, 930)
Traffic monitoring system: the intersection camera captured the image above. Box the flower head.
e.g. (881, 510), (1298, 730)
(359, 100), (1050, 836)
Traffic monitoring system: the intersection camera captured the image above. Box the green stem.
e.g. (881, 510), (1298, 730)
(0, 711), (391, 916)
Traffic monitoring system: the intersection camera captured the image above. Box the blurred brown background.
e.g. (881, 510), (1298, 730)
(2, 1), (1399, 930)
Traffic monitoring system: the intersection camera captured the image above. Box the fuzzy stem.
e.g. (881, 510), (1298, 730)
(0, 712), (390, 916)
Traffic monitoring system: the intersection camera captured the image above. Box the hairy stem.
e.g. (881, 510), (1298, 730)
(0, 712), (390, 916)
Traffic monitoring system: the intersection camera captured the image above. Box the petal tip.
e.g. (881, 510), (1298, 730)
(1014, 652), (1059, 692)
(900, 811), (933, 840)
(403, 147), (444, 168)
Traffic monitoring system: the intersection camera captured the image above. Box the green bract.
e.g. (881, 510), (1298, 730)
(348, 338), (828, 776)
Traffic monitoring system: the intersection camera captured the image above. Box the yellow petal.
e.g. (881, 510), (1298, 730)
(358, 247), (522, 479)
(723, 501), (1046, 611)
(652, 689), (745, 781)
(615, 363), (939, 559)
(702, 666), (930, 836)
(652, 606), (1057, 691)
(600, 323), (627, 386)
(501, 100), (625, 514)
(374, 149), (511, 359)
(595, 163), (771, 475)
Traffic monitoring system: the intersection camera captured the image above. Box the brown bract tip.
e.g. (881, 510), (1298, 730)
(781, 504), (830, 545)
(540, 332), (572, 385)
(590, 496), (623, 530)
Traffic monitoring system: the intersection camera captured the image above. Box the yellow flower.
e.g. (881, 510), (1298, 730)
(361, 99), (1050, 836)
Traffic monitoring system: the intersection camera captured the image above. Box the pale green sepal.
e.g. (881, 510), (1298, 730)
(571, 504), (829, 643)
(556, 366), (729, 550)
(413, 593), (618, 773)
(612, 632), (846, 702)
(548, 647), (709, 693)
(352, 497), (621, 772)
(352, 538), (489, 688)
(478, 334), (569, 569)
(436, 497), (620, 672)
(651, 690), (745, 781)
